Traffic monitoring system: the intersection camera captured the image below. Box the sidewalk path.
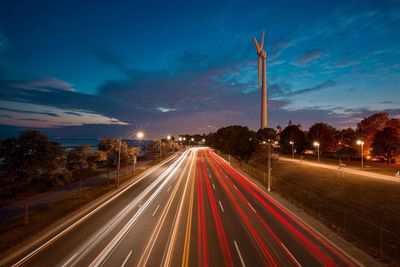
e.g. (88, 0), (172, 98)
(280, 157), (400, 183)
(0, 160), (149, 224)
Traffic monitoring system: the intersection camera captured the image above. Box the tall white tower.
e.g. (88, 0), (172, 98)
(253, 32), (267, 129)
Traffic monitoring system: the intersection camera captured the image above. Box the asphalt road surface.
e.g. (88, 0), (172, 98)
(6, 148), (360, 267)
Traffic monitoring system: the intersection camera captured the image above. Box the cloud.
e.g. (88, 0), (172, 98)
(289, 80), (335, 96)
(269, 80), (335, 98)
(293, 50), (322, 66)
(0, 107), (60, 117)
(157, 107), (177, 113)
(11, 77), (77, 92)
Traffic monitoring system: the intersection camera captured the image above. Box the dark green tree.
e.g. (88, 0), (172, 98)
(0, 130), (66, 225)
(372, 127), (400, 165)
(336, 128), (357, 161)
(279, 125), (306, 155)
(66, 144), (93, 198)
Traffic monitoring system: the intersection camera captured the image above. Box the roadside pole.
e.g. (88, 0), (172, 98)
(268, 142), (271, 192)
(116, 139), (121, 188)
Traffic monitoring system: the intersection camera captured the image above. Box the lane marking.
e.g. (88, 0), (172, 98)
(281, 242), (302, 267)
(121, 250), (132, 267)
(152, 204), (160, 217)
(181, 152), (196, 267)
(234, 241), (246, 267)
(11, 153), (181, 267)
(167, 185), (171, 192)
(247, 202), (256, 213)
(212, 183), (216, 190)
(87, 152), (190, 267)
(61, 253), (78, 267)
(218, 201), (224, 212)
(233, 184), (238, 191)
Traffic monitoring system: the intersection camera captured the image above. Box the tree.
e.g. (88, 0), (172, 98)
(357, 112), (390, 156)
(336, 128), (358, 161)
(66, 145), (92, 198)
(97, 138), (129, 184)
(279, 125), (306, 155)
(206, 125), (258, 161)
(306, 122), (336, 153)
(0, 130), (66, 225)
(257, 128), (276, 142)
(371, 127), (400, 165)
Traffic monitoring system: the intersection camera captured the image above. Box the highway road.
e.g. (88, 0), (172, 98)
(5, 148), (360, 267)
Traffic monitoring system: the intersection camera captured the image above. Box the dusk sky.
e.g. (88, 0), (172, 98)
(0, 0), (399, 139)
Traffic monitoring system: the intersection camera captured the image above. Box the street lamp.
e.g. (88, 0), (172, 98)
(356, 140), (364, 168)
(289, 140), (294, 159)
(189, 138), (194, 147)
(137, 131), (144, 139)
(313, 141), (320, 163)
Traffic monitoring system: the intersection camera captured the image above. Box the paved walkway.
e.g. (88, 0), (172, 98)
(280, 157), (400, 183)
(0, 161), (149, 224)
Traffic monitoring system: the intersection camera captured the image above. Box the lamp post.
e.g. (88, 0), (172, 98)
(202, 138), (206, 146)
(189, 138), (194, 147)
(262, 140), (272, 192)
(356, 140), (364, 168)
(289, 140), (294, 159)
(135, 131), (144, 174)
(313, 141), (320, 163)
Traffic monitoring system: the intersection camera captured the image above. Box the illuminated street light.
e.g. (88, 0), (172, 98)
(137, 131), (144, 139)
(356, 140), (364, 168)
(313, 141), (320, 163)
(289, 140), (294, 159)
(178, 137), (182, 141)
(189, 137), (194, 147)
(167, 135), (171, 140)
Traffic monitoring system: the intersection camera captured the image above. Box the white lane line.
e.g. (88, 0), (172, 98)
(212, 183), (216, 190)
(281, 242), (302, 267)
(208, 174), (211, 179)
(234, 241), (246, 267)
(218, 201), (224, 212)
(233, 184), (238, 191)
(167, 185), (171, 192)
(61, 253), (78, 267)
(121, 250), (132, 267)
(152, 204), (160, 217)
(247, 202), (256, 213)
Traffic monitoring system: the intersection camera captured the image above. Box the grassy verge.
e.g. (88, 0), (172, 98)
(219, 151), (400, 265)
(0, 152), (174, 258)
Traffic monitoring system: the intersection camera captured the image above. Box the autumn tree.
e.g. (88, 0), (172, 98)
(0, 130), (66, 225)
(306, 122), (337, 153)
(279, 125), (306, 155)
(371, 127), (400, 165)
(357, 112), (390, 156)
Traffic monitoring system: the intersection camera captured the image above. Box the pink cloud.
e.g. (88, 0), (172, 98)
(11, 77), (76, 92)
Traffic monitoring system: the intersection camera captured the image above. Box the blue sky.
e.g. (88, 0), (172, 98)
(0, 0), (399, 138)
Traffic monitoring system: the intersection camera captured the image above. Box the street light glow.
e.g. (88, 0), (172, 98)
(137, 131), (144, 139)
(313, 141), (320, 147)
(356, 140), (364, 145)
(167, 135), (171, 140)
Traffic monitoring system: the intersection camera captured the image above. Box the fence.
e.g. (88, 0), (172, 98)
(216, 151), (400, 262)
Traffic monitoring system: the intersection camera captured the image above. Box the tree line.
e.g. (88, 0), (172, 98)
(0, 130), (138, 225)
(206, 112), (400, 164)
